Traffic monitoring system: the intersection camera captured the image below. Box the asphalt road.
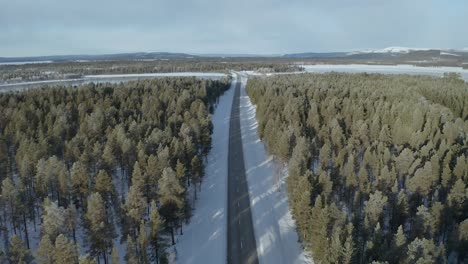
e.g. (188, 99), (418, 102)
(227, 77), (259, 264)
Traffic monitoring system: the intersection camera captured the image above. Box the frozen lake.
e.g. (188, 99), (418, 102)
(301, 64), (468, 81)
(0, 72), (227, 92)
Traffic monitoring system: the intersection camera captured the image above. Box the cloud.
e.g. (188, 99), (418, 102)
(0, 0), (467, 56)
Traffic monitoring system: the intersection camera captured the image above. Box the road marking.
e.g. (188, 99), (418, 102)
(238, 201), (240, 207)
(241, 240), (243, 249)
(239, 219), (241, 225)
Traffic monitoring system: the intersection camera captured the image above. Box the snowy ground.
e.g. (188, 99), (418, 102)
(238, 73), (313, 264)
(175, 75), (235, 263)
(175, 72), (313, 264)
(84, 72), (226, 78)
(301, 64), (468, 81)
(0, 72), (227, 92)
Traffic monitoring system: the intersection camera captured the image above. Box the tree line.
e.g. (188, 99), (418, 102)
(0, 77), (230, 263)
(246, 72), (467, 263)
(0, 60), (302, 84)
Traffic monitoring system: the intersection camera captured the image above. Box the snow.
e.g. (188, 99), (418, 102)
(238, 73), (313, 264)
(0, 72), (228, 92)
(301, 64), (468, 81)
(84, 72), (226, 78)
(175, 74), (235, 263)
(175, 72), (313, 264)
(440, 52), (460, 57)
(0, 60), (53, 65)
(347, 47), (431, 55)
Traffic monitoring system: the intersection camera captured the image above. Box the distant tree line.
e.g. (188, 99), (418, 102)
(0, 77), (230, 263)
(246, 72), (468, 263)
(0, 60), (302, 84)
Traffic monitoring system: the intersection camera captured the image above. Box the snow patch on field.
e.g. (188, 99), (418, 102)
(84, 72), (226, 78)
(440, 52), (460, 57)
(302, 64), (468, 81)
(0, 60), (53, 65)
(175, 75), (235, 263)
(238, 73), (313, 264)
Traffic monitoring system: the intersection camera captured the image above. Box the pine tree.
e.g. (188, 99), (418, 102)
(364, 191), (387, 229)
(78, 255), (97, 264)
(149, 200), (164, 264)
(342, 224), (354, 264)
(54, 234), (79, 264)
(447, 179), (466, 217)
(138, 220), (148, 263)
(70, 161), (89, 205)
(147, 154), (160, 197)
(175, 159), (186, 182)
(42, 200), (65, 241)
(125, 235), (138, 264)
(391, 225), (407, 263)
(64, 204), (78, 242)
(8, 235), (32, 264)
(328, 226), (343, 263)
(111, 246), (120, 264)
(94, 169), (114, 203)
(408, 162), (433, 196)
(406, 238), (438, 264)
(191, 155), (202, 200)
(35, 236), (55, 264)
(86, 192), (114, 262)
(158, 167), (185, 245)
(2, 177), (19, 234)
(124, 166), (147, 231)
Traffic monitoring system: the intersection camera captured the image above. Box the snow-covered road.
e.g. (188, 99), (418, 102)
(238, 73), (313, 264)
(175, 75), (235, 263)
(176, 73), (312, 264)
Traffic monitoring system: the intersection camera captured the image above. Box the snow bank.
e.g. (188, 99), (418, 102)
(175, 75), (235, 263)
(238, 73), (313, 264)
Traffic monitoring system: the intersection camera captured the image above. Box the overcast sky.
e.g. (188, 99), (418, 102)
(1, 0), (467, 57)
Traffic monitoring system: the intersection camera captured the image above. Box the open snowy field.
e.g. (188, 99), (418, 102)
(0, 72), (227, 92)
(238, 73), (313, 264)
(84, 72), (226, 78)
(175, 75), (235, 263)
(301, 64), (468, 81)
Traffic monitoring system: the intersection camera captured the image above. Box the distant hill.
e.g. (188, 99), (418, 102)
(1, 48), (468, 66)
(283, 52), (347, 58)
(283, 48), (468, 67)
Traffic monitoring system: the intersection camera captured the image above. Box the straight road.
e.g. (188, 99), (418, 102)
(227, 77), (259, 264)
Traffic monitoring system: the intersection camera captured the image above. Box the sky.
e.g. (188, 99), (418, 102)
(0, 0), (467, 57)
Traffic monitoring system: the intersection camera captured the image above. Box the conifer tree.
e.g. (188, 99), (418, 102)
(149, 200), (164, 264)
(54, 234), (79, 264)
(8, 235), (32, 264)
(159, 167), (184, 245)
(111, 246), (120, 264)
(86, 192), (114, 262)
(35, 236), (55, 264)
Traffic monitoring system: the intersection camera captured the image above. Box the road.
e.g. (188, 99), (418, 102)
(227, 76), (259, 264)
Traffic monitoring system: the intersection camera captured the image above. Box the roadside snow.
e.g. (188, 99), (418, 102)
(238, 73), (313, 264)
(175, 75), (235, 263)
